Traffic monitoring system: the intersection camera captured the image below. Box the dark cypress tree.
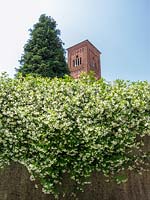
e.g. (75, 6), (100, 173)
(16, 14), (69, 78)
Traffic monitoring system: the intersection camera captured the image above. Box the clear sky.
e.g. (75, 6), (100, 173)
(0, 0), (149, 81)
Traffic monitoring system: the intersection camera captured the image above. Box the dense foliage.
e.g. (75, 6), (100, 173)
(0, 74), (149, 198)
(16, 14), (69, 78)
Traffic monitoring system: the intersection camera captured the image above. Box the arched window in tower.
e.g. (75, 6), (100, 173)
(73, 60), (75, 67)
(91, 57), (96, 68)
(80, 57), (82, 65)
(77, 56), (80, 66)
(73, 55), (82, 67)
(76, 55), (78, 66)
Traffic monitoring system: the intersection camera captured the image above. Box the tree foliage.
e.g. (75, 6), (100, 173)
(16, 14), (69, 78)
(0, 74), (149, 198)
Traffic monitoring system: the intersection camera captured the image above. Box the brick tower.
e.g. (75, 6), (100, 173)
(67, 40), (101, 79)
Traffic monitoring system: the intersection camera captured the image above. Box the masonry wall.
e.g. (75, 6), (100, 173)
(68, 42), (88, 78)
(67, 40), (101, 79)
(0, 136), (149, 200)
(0, 162), (149, 200)
(87, 42), (101, 79)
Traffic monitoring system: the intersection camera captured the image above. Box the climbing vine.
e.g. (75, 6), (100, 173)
(0, 73), (149, 198)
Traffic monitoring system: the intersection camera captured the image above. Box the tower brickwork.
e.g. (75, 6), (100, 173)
(67, 40), (101, 79)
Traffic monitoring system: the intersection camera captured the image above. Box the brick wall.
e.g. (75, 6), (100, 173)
(67, 40), (101, 79)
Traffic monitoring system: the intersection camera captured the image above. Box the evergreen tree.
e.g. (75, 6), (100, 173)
(16, 14), (69, 78)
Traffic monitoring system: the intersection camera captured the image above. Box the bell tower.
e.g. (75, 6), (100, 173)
(67, 40), (101, 79)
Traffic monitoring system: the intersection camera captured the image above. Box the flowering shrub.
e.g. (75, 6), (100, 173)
(0, 73), (149, 197)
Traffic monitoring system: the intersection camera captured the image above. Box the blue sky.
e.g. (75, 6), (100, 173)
(0, 0), (149, 81)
